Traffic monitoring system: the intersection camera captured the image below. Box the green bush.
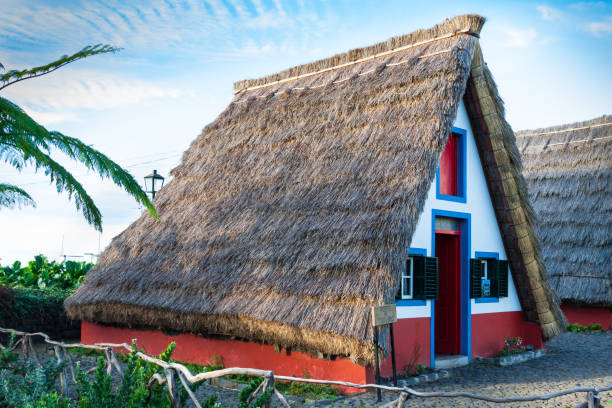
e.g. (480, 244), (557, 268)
(0, 287), (77, 338)
(237, 377), (271, 408)
(567, 323), (604, 333)
(0, 338), (220, 408)
(0, 255), (93, 291)
(0, 336), (296, 407)
(0, 334), (72, 408)
(227, 366), (339, 400)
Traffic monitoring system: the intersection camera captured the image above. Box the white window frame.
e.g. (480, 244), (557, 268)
(480, 259), (491, 297)
(401, 256), (414, 300)
(481, 260), (488, 279)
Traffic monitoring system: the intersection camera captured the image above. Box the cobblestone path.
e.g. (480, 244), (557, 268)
(327, 332), (611, 408)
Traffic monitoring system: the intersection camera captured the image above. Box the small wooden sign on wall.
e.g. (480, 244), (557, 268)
(371, 304), (397, 326)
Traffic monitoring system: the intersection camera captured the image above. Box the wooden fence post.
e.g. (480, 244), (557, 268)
(262, 372), (274, 408)
(165, 368), (182, 408)
(54, 345), (67, 396)
(27, 335), (41, 365)
(396, 391), (408, 407)
(593, 391), (600, 408)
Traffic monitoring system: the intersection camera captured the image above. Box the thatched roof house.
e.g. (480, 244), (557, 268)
(516, 115), (612, 308)
(66, 14), (565, 365)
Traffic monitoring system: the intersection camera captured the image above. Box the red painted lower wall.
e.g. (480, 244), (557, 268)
(471, 311), (543, 358)
(374, 317), (430, 382)
(83, 311), (544, 389)
(82, 321), (367, 393)
(562, 305), (612, 330)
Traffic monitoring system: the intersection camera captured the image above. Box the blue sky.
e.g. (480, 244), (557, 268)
(1, 0), (611, 263)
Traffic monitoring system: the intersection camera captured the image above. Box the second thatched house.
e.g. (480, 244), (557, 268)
(516, 115), (612, 330)
(66, 15), (565, 383)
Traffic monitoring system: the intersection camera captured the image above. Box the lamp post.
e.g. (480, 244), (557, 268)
(144, 169), (165, 199)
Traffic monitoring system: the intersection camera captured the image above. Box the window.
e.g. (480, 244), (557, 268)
(480, 260), (491, 297)
(396, 255), (439, 301)
(436, 128), (466, 202)
(470, 257), (509, 298)
(439, 134), (459, 195)
(401, 257), (414, 299)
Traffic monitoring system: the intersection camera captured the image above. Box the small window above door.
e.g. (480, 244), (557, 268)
(437, 127), (466, 203)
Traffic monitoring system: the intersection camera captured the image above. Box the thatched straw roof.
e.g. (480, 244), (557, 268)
(66, 14), (564, 365)
(516, 116), (612, 307)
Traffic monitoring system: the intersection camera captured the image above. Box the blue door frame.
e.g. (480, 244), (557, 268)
(430, 209), (471, 364)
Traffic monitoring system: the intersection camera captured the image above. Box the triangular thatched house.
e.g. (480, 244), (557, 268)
(66, 15), (565, 382)
(516, 115), (612, 330)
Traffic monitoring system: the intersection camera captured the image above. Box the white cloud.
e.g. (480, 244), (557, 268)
(537, 5), (562, 20)
(244, 12), (295, 29)
(3, 69), (181, 112)
(587, 16), (612, 35)
(505, 28), (538, 47)
(238, 39), (276, 55)
(0, 0), (326, 61)
(24, 110), (80, 125)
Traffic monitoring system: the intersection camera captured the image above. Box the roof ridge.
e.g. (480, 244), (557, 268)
(516, 121), (612, 139)
(233, 14), (485, 93)
(521, 134), (612, 151)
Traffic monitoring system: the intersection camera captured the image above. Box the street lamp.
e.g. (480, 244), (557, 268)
(144, 169), (165, 199)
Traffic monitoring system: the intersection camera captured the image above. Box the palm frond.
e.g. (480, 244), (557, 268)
(0, 96), (156, 231)
(0, 97), (51, 151)
(0, 183), (35, 209)
(47, 131), (157, 219)
(6, 132), (103, 229)
(0, 44), (120, 91)
(0, 144), (26, 169)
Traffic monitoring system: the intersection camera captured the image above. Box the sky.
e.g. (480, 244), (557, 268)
(0, 0), (610, 264)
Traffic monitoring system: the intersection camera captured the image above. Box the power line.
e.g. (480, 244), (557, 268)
(2, 153), (182, 187)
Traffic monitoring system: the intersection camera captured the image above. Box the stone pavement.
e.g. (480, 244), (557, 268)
(324, 332), (611, 408)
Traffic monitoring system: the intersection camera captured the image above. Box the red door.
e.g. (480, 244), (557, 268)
(435, 232), (461, 355)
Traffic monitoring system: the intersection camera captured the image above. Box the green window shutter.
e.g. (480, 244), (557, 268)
(470, 258), (482, 298)
(412, 255), (425, 299)
(423, 256), (438, 300)
(497, 260), (509, 298)
(412, 256), (438, 300)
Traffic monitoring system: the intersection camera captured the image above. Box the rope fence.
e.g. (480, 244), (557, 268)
(1, 327), (610, 408)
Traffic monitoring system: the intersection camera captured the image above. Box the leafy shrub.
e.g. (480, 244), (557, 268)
(0, 338), (220, 408)
(0, 337), (290, 407)
(567, 323), (604, 333)
(237, 377), (271, 408)
(0, 334), (71, 408)
(0, 255), (93, 291)
(0, 287), (77, 338)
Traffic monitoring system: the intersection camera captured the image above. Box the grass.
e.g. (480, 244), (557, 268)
(275, 381), (340, 400)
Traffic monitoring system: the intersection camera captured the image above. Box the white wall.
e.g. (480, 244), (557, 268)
(397, 101), (522, 318)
